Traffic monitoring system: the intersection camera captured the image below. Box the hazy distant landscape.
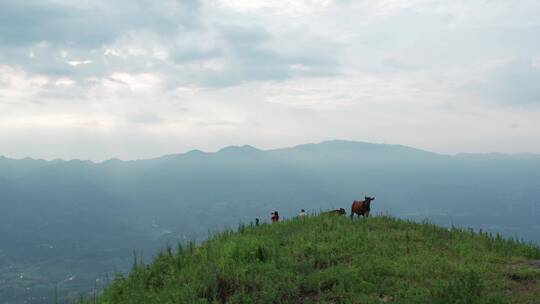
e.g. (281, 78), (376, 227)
(1, 140), (540, 303)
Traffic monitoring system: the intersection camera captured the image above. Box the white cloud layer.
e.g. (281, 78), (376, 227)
(1, 0), (540, 160)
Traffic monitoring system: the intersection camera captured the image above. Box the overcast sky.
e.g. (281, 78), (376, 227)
(1, 0), (539, 160)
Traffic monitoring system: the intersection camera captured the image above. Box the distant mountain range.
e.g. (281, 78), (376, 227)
(1, 140), (540, 303)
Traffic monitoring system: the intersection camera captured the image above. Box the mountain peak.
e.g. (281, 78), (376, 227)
(217, 145), (261, 154)
(186, 149), (205, 155)
(291, 140), (407, 152)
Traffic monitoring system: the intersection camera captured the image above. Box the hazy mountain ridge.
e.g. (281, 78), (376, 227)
(0, 140), (469, 165)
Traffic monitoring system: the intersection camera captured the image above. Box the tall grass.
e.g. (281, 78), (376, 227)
(84, 215), (540, 303)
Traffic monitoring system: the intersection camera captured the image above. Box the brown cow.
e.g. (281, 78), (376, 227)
(350, 196), (375, 219)
(325, 208), (346, 216)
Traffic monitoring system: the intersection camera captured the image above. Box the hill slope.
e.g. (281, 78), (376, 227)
(92, 216), (540, 303)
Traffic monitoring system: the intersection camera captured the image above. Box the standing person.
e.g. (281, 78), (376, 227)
(255, 218), (260, 226)
(271, 211), (279, 223)
(298, 209), (306, 217)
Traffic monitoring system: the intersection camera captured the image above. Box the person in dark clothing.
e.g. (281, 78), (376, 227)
(271, 211), (279, 223)
(255, 218), (260, 226)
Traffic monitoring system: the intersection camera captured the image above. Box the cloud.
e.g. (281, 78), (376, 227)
(191, 25), (340, 86)
(0, 0), (206, 82)
(0, 0), (340, 88)
(128, 112), (163, 125)
(474, 58), (540, 105)
(0, 0), (201, 47)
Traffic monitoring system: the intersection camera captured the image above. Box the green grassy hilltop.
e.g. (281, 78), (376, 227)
(91, 215), (540, 303)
